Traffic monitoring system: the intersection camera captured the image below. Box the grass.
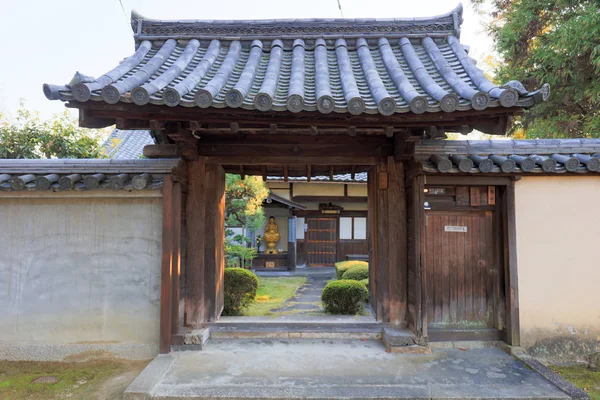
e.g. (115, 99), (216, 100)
(552, 365), (600, 400)
(0, 358), (150, 400)
(242, 276), (307, 316)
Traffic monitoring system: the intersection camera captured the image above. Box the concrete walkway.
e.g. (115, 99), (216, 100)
(125, 339), (569, 399)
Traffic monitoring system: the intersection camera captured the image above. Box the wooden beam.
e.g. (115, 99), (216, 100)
(329, 165), (334, 181)
(230, 122), (239, 133)
(204, 156), (381, 165)
(283, 165), (288, 182)
(71, 101), (523, 132)
(348, 126), (356, 136)
(307, 165), (311, 182)
(292, 195), (367, 203)
(425, 176), (512, 186)
(150, 119), (166, 130)
(143, 144), (178, 158)
(160, 176), (174, 353)
(79, 108), (115, 128)
(261, 166), (267, 181)
(239, 165), (245, 180)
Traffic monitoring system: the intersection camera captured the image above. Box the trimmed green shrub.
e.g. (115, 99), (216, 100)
(359, 279), (369, 301)
(223, 268), (258, 315)
(342, 265), (369, 281)
(334, 260), (368, 279)
(321, 280), (368, 314)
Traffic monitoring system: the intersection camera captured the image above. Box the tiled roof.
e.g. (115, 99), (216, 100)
(43, 5), (549, 116)
(417, 139), (600, 174)
(103, 129), (155, 159)
(267, 172), (368, 182)
(0, 159), (179, 192)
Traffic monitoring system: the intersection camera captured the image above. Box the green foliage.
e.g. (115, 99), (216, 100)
(225, 230), (256, 268)
(334, 260), (369, 279)
(223, 268), (259, 315)
(359, 278), (369, 287)
(341, 265), (369, 281)
(0, 102), (107, 158)
(321, 280), (368, 315)
(473, 0), (600, 138)
(225, 174), (269, 230)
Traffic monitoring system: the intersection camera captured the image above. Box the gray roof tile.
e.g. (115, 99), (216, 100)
(44, 5), (549, 115)
(103, 129), (155, 159)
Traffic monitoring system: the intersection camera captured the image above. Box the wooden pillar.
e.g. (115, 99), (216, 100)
(406, 173), (427, 339)
(160, 176), (174, 354)
(503, 181), (520, 346)
(368, 157), (407, 325)
(171, 180), (182, 335)
(185, 158), (226, 326)
(185, 158), (206, 326)
(288, 214), (297, 271)
(204, 164), (226, 321)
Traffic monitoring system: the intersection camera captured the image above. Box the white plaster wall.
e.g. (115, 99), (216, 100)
(0, 195), (162, 360)
(296, 217), (306, 240)
(347, 184), (367, 196)
(293, 183), (345, 196)
(515, 176), (600, 361)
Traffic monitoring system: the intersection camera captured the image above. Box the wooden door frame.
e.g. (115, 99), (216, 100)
(412, 175), (520, 346)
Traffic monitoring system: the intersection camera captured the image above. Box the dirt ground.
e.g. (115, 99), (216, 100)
(0, 357), (150, 400)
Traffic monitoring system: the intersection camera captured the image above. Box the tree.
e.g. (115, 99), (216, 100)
(0, 102), (108, 159)
(224, 174), (269, 267)
(473, 0), (600, 138)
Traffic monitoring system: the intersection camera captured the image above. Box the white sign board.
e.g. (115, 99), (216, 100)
(444, 225), (467, 233)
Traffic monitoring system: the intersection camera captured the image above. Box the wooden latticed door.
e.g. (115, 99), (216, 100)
(306, 218), (337, 267)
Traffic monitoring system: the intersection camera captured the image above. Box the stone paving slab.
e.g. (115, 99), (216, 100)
(130, 339), (570, 399)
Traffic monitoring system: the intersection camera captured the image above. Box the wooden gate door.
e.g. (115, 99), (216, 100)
(424, 210), (499, 328)
(306, 218), (337, 267)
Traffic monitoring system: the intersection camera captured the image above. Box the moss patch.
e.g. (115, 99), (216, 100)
(242, 276), (307, 316)
(0, 359), (149, 400)
(553, 365), (600, 400)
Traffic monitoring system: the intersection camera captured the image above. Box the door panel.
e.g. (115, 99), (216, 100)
(425, 211), (496, 328)
(306, 218), (337, 267)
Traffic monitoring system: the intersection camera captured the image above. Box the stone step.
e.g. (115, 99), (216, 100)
(126, 340), (571, 400)
(209, 324), (384, 340)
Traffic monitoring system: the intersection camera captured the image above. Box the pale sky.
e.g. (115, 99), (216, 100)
(0, 0), (493, 120)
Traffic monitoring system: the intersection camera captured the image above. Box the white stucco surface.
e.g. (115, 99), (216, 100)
(0, 195), (163, 360)
(515, 176), (600, 360)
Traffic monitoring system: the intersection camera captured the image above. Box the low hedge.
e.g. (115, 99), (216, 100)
(334, 260), (368, 279)
(321, 280), (368, 314)
(223, 268), (258, 315)
(342, 265), (369, 281)
(359, 278), (369, 287)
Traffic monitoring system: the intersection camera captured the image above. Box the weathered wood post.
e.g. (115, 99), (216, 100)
(185, 158), (226, 326)
(368, 156), (407, 326)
